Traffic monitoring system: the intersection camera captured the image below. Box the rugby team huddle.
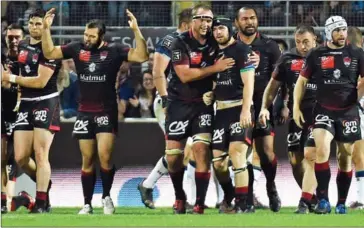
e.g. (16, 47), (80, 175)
(1, 3), (364, 215)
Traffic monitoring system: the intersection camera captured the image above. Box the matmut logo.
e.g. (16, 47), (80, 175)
(79, 74), (106, 82)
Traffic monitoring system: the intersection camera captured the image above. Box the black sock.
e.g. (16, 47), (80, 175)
(100, 166), (116, 199)
(292, 163), (304, 189)
(195, 172), (210, 207)
(1, 192), (6, 207)
(235, 186), (249, 207)
(11, 195), (30, 211)
(220, 177), (235, 204)
(35, 191), (47, 208)
(314, 161), (331, 201)
(46, 180), (52, 207)
(81, 170), (96, 205)
(247, 164), (254, 206)
(336, 169), (352, 205)
(169, 169), (186, 200)
(261, 156), (277, 190)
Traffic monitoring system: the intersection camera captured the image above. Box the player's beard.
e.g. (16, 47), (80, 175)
(85, 37), (103, 51)
(239, 25), (257, 37)
(217, 36), (230, 46)
(332, 38), (346, 48)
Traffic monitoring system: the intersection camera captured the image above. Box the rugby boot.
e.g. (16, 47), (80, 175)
(267, 183), (281, 212)
(137, 180), (155, 209)
(314, 199), (331, 214)
(335, 204), (347, 214)
(294, 199), (310, 214)
(173, 200), (186, 214)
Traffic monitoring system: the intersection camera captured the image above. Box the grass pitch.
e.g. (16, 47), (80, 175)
(2, 207), (364, 227)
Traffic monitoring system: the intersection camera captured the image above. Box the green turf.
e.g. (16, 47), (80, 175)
(2, 207), (364, 227)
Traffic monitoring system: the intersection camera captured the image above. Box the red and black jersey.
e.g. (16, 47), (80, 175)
(235, 32), (281, 101)
(214, 40), (255, 101)
(17, 39), (61, 98)
(301, 44), (364, 109)
(272, 48), (317, 111)
(169, 30), (218, 102)
(61, 42), (129, 112)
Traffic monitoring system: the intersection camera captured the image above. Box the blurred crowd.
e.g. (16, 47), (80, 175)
(2, 1), (364, 27)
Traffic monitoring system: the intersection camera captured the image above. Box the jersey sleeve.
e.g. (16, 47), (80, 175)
(272, 55), (287, 82)
(170, 37), (189, 66)
(115, 43), (130, 62)
(61, 41), (81, 59)
(300, 50), (315, 79)
(155, 35), (174, 59)
(236, 44), (255, 73)
(39, 53), (57, 70)
(269, 40), (282, 65)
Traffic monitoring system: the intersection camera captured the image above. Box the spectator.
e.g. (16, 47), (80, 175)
(116, 62), (138, 121)
(58, 59), (79, 119)
(126, 70), (156, 118)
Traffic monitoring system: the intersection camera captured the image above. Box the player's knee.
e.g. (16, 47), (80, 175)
(304, 149), (316, 162)
(14, 152), (30, 168)
(213, 160), (227, 173)
(165, 148), (183, 156)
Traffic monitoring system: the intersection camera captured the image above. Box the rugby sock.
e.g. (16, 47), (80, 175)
(314, 161), (331, 200)
(356, 171), (364, 204)
(301, 192), (313, 205)
(169, 169), (186, 200)
(186, 161), (196, 204)
(100, 166), (116, 199)
(336, 169), (353, 205)
(261, 155), (278, 190)
(1, 192), (6, 207)
(35, 191), (47, 208)
(247, 164), (254, 205)
(143, 156), (168, 189)
(292, 163), (304, 189)
(46, 180), (52, 208)
(195, 172), (210, 206)
(220, 177), (234, 204)
(211, 167), (224, 204)
(81, 170), (96, 205)
(235, 186), (249, 203)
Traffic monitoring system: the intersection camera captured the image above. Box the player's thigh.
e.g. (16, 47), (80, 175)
(32, 97), (61, 133)
(96, 133), (116, 158)
(353, 140), (364, 162)
(33, 128), (55, 162)
(228, 141), (250, 163)
(1, 137), (7, 163)
(79, 139), (97, 161)
(13, 130), (33, 163)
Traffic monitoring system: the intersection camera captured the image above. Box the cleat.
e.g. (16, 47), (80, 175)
(29, 205), (46, 214)
(102, 196), (115, 215)
(294, 200), (310, 214)
(215, 203), (221, 209)
(18, 191), (35, 211)
(314, 199), (331, 214)
(1, 206), (8, 214)
(267, 183), (281, 212)
(254, 194), (268, 209)
(78, 204), (93, 215)
(245, 204), (256, 213)
(191, 204), (204, 214)
(234, 197), (253, 213)
(45, 180), (52, 213)
(335, 204), (347, 214)
(218, 200), (235, 214)
(349, 201), (364, 210)
(137, 180), (155, 209)
(173, 200), (186, 214)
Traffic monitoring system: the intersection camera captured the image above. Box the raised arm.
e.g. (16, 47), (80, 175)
(126, 9), (148, 63)
(42, 8), (64, 60)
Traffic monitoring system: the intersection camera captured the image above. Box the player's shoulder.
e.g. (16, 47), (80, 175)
(233, 40), (251, 53)
(305, 46), (323, 58)
(106, 42), (129, 52)
(18, 38), (29, 48)
(157, 32), (178, 49)
(347, 44), (364, 55)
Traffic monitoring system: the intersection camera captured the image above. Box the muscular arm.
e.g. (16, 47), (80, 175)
(174, 64), (220, 83)
(127, 29), (148, 63)
(153, 53), (169, 96)
(261, 78), (282, 110)
(13, 65), (55, 89)
(42, 27), (64, 60)
(241, 68), (255, 111)
(293, 76), (308, 111)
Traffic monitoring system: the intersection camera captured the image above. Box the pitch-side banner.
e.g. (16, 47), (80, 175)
(106, 27), (175, 50)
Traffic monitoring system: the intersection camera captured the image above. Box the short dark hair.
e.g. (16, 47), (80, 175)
(86, 19), (106, 37)
(28, 9), (45, 20)
(347, 26), (363, 48)
(178, 8), (193, 27)
(273, 39), (288, 51)
(6, 23), (25, 36)
(236, 6), (258, 20)
(143, 69), (153, 76)
(295, 25), (315, 35)
(192, 3), (212, 16)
